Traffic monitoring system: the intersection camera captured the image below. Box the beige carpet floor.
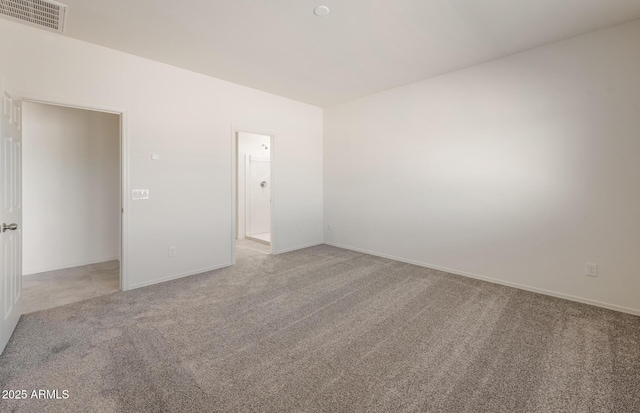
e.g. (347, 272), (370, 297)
(1, 244), (639, 412)
(21, 260), (120, 314)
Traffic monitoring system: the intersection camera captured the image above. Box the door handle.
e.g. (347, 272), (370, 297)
(2, 223), (17, 232)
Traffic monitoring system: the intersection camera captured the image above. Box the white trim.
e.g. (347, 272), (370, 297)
(324, 242), (640, 316)
(274, 242), (323, 255)
(15, 91), (130, 291)
(245, 234), (270, 245)
(245, 155), (251, 238)
(120, 111), (130, 291)
(23, 257), (120, 276)
(231, 128), (237, 265)
(236, 243), (271, 255)
(269, 134), (275, 255)
(128, 262), (232, 290)
(13, 91), (125, 114)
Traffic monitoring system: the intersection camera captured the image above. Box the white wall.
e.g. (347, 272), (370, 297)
(237, 132), (270, 239)
(22, 102), (120, 275)
(324, 20), (640, 314)
(0, 19), (323, 289)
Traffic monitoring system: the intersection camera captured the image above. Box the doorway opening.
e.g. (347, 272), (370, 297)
(234, 130), (273, 260)
(21, 102), (122, 313)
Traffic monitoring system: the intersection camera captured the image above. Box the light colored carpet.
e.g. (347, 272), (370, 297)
(1, 245), (639, 412)
(21, 260), (120, 314)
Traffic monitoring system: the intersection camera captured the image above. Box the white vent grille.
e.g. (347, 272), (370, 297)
(0, 0), (67, 32)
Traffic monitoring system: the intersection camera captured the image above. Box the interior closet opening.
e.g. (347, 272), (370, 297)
(21, 102), (121, 313)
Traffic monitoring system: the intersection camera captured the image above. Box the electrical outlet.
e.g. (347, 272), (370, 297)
(169, 246), (177, 257)
(585, 263), (597, 277)
(132, 189), (149, 200)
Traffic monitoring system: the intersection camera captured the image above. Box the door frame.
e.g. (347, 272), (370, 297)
(17, 93), (130, 290)
(231, 126), (275, 264)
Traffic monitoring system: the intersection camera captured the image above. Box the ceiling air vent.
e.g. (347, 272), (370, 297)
(0, 0), (67, 33)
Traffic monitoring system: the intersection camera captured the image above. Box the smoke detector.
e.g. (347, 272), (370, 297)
(0, 0), (67, 33)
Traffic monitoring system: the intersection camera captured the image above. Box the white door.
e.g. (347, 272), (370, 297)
(0, 82), (22, 355)
(246, 156), (271, 237)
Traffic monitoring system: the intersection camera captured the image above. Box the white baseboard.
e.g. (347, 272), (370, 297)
(274, 242), (324, 255)
(23, 256), (120, 276)
(129, 242), (323, 291)
(324, 242), (640, 317)
(127, 262), (232, 290)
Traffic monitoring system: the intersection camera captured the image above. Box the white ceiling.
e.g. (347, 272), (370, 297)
(51, 1), (640, 106)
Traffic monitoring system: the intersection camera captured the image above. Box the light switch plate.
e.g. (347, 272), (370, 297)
(132, 189), (149, 200)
